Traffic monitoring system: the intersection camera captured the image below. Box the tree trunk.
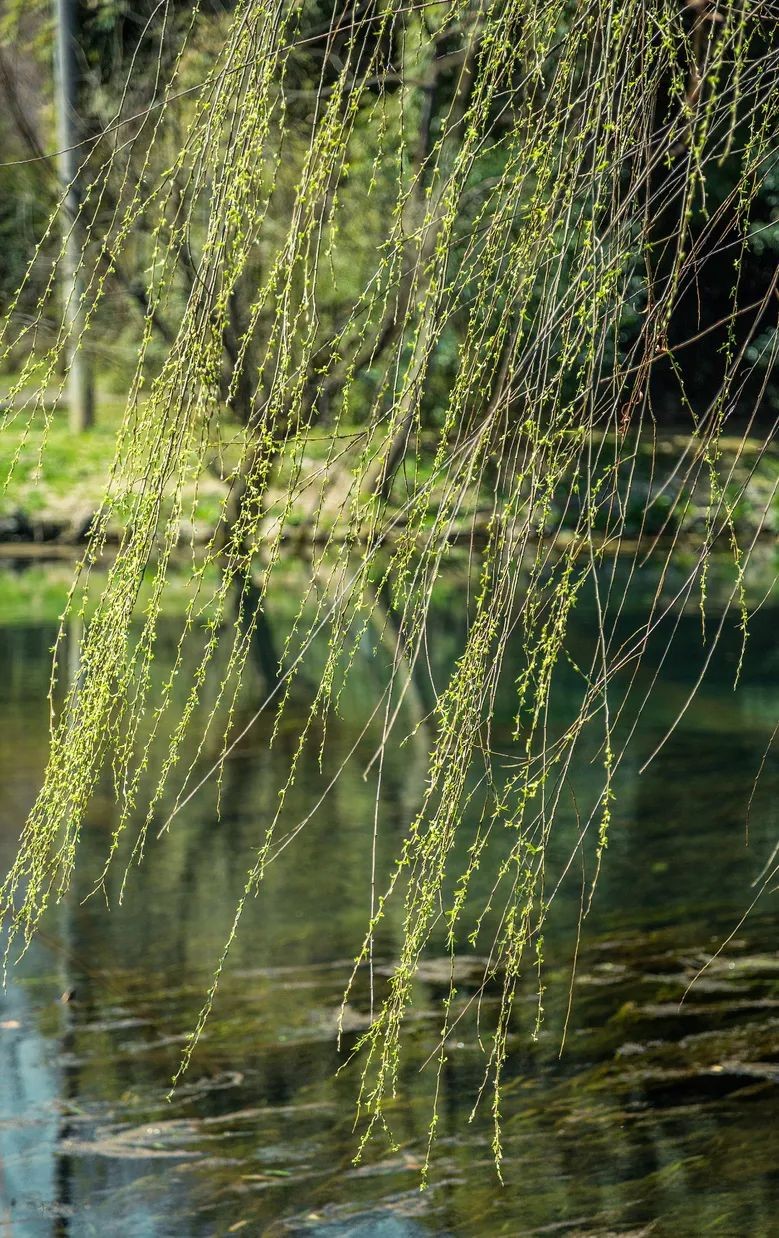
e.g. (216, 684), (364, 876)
(54, 0), (94, 432)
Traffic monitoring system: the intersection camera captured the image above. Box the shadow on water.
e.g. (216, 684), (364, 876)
(0, 554), (777, 1235)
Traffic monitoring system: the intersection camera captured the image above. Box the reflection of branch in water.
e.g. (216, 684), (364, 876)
(312, 558), (432, 797)
(237, 576), (279, 696)
(360, 575), (432, 1016)
(371, 579), (432, 746)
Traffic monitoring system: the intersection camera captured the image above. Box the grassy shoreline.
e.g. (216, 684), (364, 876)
(1, 388), (778, 554)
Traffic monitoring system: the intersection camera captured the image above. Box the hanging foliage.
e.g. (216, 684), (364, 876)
(0, 0), (778, 1170)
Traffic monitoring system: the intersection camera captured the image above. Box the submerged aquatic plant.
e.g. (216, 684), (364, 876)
(0, 0), (778, 1170)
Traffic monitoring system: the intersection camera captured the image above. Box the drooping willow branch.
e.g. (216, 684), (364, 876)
(0, 0), (777, 1171)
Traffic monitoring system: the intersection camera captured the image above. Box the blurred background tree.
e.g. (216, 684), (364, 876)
(0, 0), (774, 431)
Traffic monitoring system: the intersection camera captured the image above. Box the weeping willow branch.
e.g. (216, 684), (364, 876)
(0, 0), (777, 1173)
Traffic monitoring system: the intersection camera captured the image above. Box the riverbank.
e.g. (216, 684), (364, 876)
(1, 392), (777, 555)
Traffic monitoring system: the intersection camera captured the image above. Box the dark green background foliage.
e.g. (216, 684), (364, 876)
(1, 0), (776, 416)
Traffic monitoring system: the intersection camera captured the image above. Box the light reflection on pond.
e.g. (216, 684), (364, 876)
(0, 554), (777, 1236)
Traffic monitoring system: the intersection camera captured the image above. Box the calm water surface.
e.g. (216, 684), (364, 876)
(0, 557), (777, 1236)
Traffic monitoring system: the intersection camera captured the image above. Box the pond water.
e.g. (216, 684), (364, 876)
(0, 555), (778, 1236)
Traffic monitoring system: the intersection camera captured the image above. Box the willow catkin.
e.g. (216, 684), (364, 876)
(1, 0), (777, 1167)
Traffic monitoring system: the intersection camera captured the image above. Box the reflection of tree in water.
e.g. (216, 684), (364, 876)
(51, 599), (429, 1140)
(594, 597), (779, 939)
